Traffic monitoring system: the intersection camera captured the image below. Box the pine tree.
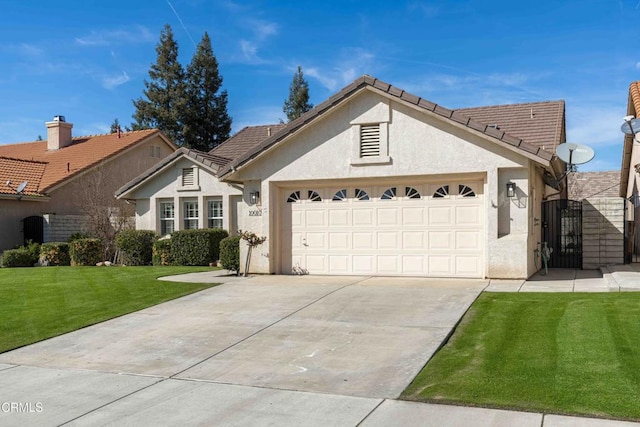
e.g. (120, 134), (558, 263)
(183, 32), (232, 151)
(131, 24), (187, 145)
(283, 66), (313, 122)
(110, 118), (121, 133)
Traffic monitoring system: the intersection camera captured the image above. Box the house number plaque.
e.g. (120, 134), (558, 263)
(248, 209), (262, 217)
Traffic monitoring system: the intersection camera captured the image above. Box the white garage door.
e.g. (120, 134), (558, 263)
(280, 181), (484, 278)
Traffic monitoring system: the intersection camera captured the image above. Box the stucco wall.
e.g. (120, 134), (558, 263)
(233, 89), (535, 277)
(129, 156), (242, 235)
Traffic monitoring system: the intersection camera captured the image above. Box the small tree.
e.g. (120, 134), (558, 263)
(283, 66), (313, 122)
(239, 230), (267, 277)
(110, 118), (121, 134)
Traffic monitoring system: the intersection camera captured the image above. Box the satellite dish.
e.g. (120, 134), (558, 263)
(621, 118), (640, 135)
(16, 181), (27, 193)
(556, 143), (595, 165)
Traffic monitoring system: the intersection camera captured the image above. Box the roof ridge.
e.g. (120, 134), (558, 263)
(457, 99), (565, 110)
(0, 155), (48, 164)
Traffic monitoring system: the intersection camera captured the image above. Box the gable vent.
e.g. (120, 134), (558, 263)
(360, 124), (380, 157)
(182, 168), (195, 186)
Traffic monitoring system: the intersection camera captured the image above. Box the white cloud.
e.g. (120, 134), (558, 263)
(304, 49), (376, 92)
(249, 19), (278, 40)
(75, 26), (155, 46)
(566, 105), (626, 148)
(102, 72), (130, 90)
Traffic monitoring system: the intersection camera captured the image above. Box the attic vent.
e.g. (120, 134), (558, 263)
(360, 124), (380, 157)
(488, 124), (500, 130)
(182, 168), (195, 186)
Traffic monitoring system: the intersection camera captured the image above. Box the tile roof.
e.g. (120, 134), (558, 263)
(568, 171), (620, 200)
(620, 81), (640, 196)
(210, 124), (287, 160)
(0, 129), (164, 194)
(115, 147), (225, 198)
(218, 75), (562, 178)
(0, 157), (47, 197)
(457, 100), (565, 152)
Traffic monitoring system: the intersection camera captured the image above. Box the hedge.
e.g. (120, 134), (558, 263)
(219, 236), (241, 273)
(39, 242), (71, 266)
(115, 230), (157, 266)
(1, 248), (36, 267)
(152, 239), (173, 266)
(69, 238), (103, 266)
(170, 229), (229, 266)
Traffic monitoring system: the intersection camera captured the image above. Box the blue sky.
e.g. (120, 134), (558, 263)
(1, 0), (639, 171)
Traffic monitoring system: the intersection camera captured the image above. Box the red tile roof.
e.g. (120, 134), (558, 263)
(0, 157), (47, 197)
(0, 129), (163, 194)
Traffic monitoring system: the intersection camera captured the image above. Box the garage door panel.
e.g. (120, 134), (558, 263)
(377, 208), (399, 226)
(428, 231), (452, 250)
(329, 233), (349, 250)
(353, 209), (374, 226)
(377, 231), (399, 249)
(428, 206), (453, 226)
(353, 232), (374, 249)
(456, 230), (480, 250)
(403, 232), (424, 249)
(329, 209), (349, 226)
(283, 180), (484, 278)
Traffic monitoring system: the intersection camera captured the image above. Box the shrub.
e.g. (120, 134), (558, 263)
(1, 248), (35, 267)
(39, 242), (71, 266)
(69, 238), (103, 266)
(152, 239), (173, 266)
(171, 229), (229, 266)
(219, 236), (241, 273)
(25, 241), (41, 263)
(68, 232), (90, 242)
(115, 230), (157, 266)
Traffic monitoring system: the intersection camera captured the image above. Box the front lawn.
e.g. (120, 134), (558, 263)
(0, 266), (215, 353)
(402, 292), (640, 421)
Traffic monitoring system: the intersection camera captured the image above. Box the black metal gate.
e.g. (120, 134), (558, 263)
(542, 199), (582, 268)
(23, 215), (44, 245)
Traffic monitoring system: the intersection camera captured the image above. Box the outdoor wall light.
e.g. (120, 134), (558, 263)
(249, 191), (260, 205)
(506, 182), (516, 198)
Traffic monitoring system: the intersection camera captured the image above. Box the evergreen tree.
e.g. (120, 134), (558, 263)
(283, 66), (313, 122)
(183, 32), (232, 151)
(131, 24), (186, 145)
(110, 118), (121, 133)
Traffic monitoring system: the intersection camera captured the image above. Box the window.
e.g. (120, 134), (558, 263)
(381, 187), (396, 200)
(332, 189), (347, 201)
(459, 185), (476, 198)
(160, 201), (175, 235)
(183, 200), (199, 229)
(308, 190), (322, 202)
(433, 185), (449, 198)
(359, 124), (380, 157)
(355, 188), (369, 201)
(287, 191), (301, 203)
(182, 168), (195, 186)
(405, 187), (421, 199)
(208, 200), (223, 229)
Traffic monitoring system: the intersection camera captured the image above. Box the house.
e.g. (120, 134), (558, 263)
(0, 117), (176, 251)
(117, 75), (568, 279)
(620, 81), (640, 262)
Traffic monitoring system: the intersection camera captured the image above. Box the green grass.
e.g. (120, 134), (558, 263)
(402, 292), (640, 421)
(0, 266), (215, 353)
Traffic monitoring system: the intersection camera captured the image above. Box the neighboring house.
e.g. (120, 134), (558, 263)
(620, 81), (640, 262)
(567, 171), (624, 268)
(118, 75), (568, 279)
(0, 117), (176, 251)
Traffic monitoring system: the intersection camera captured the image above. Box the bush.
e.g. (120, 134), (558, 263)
(171, 229), (229, 266)
(219, 236), (241, 273)
(68, 232), (90, 242)
(115, 230), (157, 266)
(1, 248), (35, 267)
(69, 238), (103, 266)
(152, 239), (173, 266)
(39, 242), (70, 266)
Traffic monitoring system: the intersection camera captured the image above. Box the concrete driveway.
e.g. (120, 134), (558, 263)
(0, 274), (486, 426)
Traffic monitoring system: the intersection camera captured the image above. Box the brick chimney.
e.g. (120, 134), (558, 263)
(46, 116), (73, 150)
